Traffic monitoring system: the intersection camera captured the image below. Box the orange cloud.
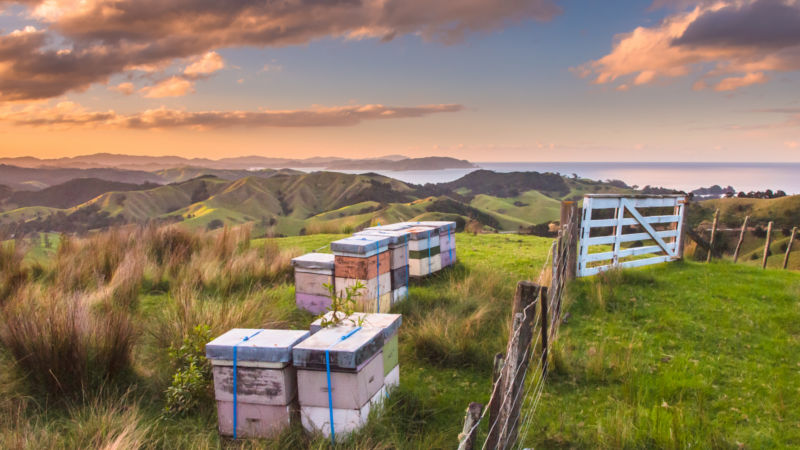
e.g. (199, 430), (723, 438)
(184, 52), (224, 77)
(0, 0), (560, 102)
(109, 82), (135, 95)
(579, 0), (800, 91)
(139, 77), (195, 98)
(0, 102), (464, 129)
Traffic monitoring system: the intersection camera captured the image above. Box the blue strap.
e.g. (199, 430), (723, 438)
(448, 225), (453, 264)
(376, 251), (380, 312)
(427, 230), (431, 274)
(405, 244), (409, 295)
(232, 329), (264, 439)
(325, 326), (362, 445)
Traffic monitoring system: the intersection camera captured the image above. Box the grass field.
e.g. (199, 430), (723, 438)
(0, 228), (798, 448)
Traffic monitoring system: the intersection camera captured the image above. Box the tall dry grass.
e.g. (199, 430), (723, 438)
(0, 240), (28, 303)
(0, 284), (136, 397)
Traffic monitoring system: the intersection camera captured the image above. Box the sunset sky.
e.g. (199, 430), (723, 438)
(1, 0), (799, 162)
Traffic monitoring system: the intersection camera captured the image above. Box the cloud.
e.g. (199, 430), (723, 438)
(109, 81), (135, 95)
(0, 0), (560, 102)
(0, 101), (464, 129)
(139, 76), (194, 98)
(183, 51), (224, 77)
(578, 0), (800, 91)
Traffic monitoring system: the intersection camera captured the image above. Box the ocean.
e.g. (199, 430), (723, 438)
(291, 162), (800, 194)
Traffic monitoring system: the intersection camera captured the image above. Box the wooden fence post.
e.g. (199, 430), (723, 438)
(783, 226), (796, 270)
(486, 352), (504, 444)
(540, 287), (549, 378)
(561, 201), (578, 281)
(733, 215), (749, 263)
(457, 402), (484, 450)
(706, 209), (719, 263)
(677, 197), (690, 259)
(490, 281), (540, 450)
(762, 221), (773, 269)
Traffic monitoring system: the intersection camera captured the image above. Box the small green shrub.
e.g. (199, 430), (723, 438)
(163, 324), (213, 416)
(316, 282), (366, 328)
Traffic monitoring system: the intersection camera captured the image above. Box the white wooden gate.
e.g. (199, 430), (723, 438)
(577, 194), (687, 277)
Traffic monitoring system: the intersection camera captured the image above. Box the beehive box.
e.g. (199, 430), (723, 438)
(331, 235), (393, 313)
(354, 229), (410, 270)
(404, 226), (441, 277)
(414, 221), (457, 267)
(300, 386), (386, 439)
(293, 326), (387, 438)
(309, 312), (401, 395)
(292, 253), (335, 314)
(206, 329), (310, 438)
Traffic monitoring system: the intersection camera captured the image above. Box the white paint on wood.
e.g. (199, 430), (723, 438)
(300, 386), (386, 439)
(577, 195), (686, 277)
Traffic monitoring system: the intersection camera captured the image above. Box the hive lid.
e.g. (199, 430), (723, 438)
(292, 326), (384, 371)
(309, 312), (402, 341)
(205, 328), (310, 363)
(292, 253), (335, 270)
(401, 226), (439, 240)
(331, 235), (391, 256)
(412, 221), (456, 233)
(365, 223), (413, 232)
(354, 229), (409, 245)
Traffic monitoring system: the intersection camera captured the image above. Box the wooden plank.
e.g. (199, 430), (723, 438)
(577, 197), (593, 277)
(612, 200), (625, 266)
(590, 197), (680, 209)
(675, 197), (688, 259)
(586, 215), (681, 228)
(621, 198), (672, 255)
(583, 229), (679, 247)
(583, 244), (674, 263)
(580, 255), (672, 277)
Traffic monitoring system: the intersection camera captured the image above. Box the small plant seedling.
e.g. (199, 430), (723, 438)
(317, 282), (367, 328)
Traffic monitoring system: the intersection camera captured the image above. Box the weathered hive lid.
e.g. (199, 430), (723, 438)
(292, 252), (335, 270)
(402, 225), (439, 240)
(205, 328), (310, 363)
(309, 312), (402, 341)
(292, 326), (384, 371)
(331, 235), (391, 256)
(353, 229), (409, 245)
(365, 223), (413, 232)
(412, 221), (456, 234)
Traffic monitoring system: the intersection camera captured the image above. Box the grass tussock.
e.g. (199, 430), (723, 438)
(0, 240), (28, 303)
(0, 284), (136, 397)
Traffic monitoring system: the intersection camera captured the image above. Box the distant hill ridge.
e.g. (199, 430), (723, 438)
(0, 153), (474, 172)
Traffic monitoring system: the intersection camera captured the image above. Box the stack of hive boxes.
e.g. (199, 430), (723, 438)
(291, 253), (335, 314)
(355, 227), (410, 305)
(205, 329), (310, 438)
(310, 312), (402, 394)
(403, 225), (441, 278)
(415, 221), (457, 268)
(331, 235), (392, 313)
(292, 325), (387, 439)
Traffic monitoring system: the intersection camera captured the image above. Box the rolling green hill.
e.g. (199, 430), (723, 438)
(0, 170), (642, 237)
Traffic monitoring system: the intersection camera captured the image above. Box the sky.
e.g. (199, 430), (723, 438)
(0, 0), (799, 162)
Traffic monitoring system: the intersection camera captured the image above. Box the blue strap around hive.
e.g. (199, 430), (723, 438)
(448, 225), (453, 264)
(232, 329), (264, 440)
(427, 230), (431, 275)
(376, 249), (380, 312)
(325, 326), (362, 445)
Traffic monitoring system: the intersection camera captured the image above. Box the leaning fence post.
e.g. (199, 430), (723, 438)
(706, 209), (719, 263)
(457, 402), (484, 450)
(677, 196), (689, 259)
(733, 215), (749, 263)
(783, 227), (797, 270)
(486, 351), (504, 444)
(762, 221), (773, 269)
(491, 281), (539, 450)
